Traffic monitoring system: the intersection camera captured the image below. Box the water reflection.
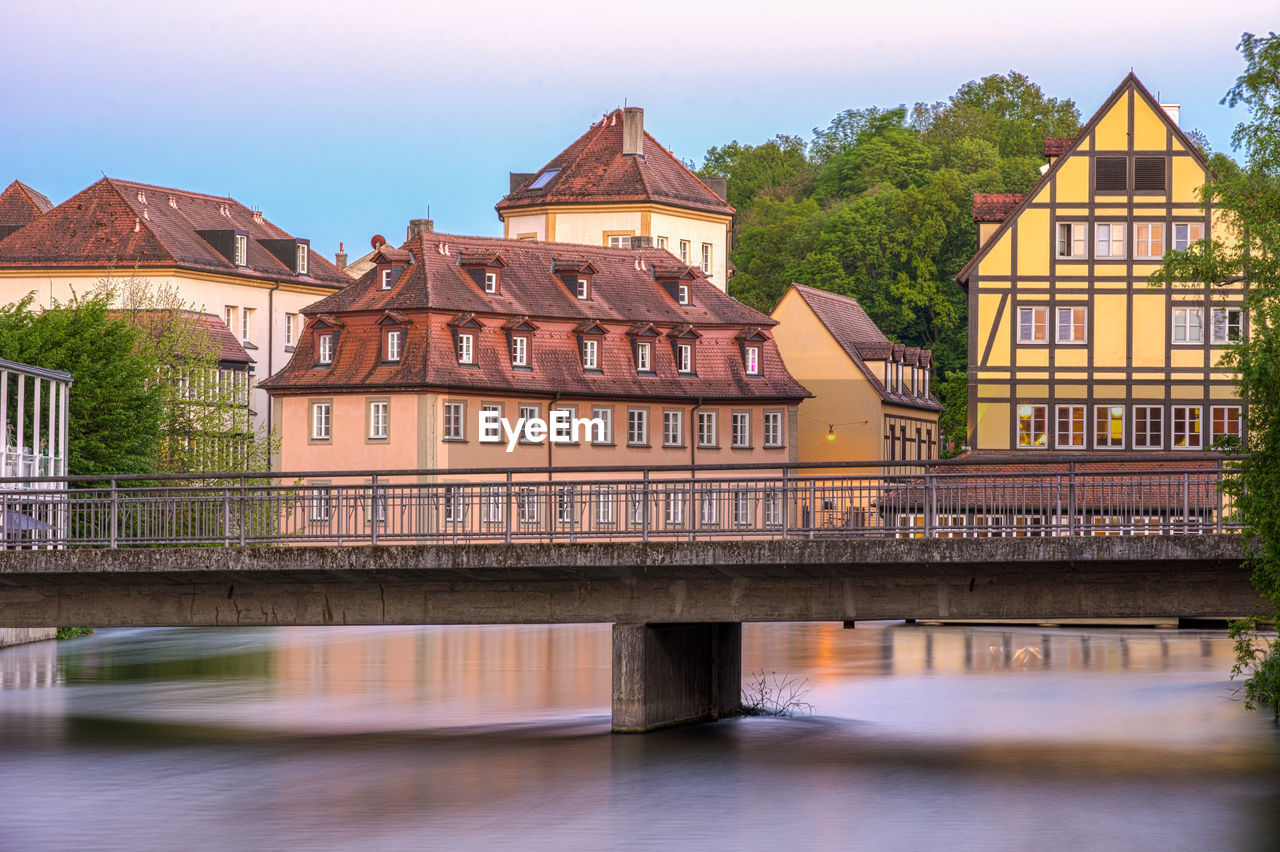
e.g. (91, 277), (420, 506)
(0, 622), (1277, 852)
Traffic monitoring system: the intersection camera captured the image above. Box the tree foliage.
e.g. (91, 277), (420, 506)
(1151, 32), (1280, 718)
(699, 73), (1080, 451)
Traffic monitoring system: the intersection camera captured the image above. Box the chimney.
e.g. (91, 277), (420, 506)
(335, 241), (347, 271)
(622, 107), (644, 156)
(407, 219), (434, 240)
(704, 177), (728, 201)
(509, 172), (536, 194)
(629, 235), (654, 249)
(1160, 104), (1181, 127)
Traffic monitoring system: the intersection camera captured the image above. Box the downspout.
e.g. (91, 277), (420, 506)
(547, 391), (562, 479)
(690, 397), (704, 470)
(266, 281), (279, 444)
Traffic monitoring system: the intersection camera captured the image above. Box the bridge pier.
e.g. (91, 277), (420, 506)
(611, 622), (742, 733)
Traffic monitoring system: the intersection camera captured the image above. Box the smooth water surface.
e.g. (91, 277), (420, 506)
(1, 622), (1277, 851)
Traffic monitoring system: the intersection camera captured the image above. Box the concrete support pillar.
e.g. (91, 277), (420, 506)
(611, 621), (741, 733)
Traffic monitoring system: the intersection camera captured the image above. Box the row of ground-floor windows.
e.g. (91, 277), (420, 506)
(896, 513), (1216, 537)
(1016, 403), (1240, 450)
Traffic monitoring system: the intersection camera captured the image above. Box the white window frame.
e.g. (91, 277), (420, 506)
(310, 486), (331, 522)
(555, 486), (574, 525)
(479, 403), (502, 443)
(677, 343), (692, 373)
(457, 332), (474, 364)
(701, 243), (712, 274)
(369, 400), (389, 440)
(241, 307), (254, 343)
(679, 240), (690, 264)
(731, 411), (750, 448)
(284, 313), (297, 347)
(763, 411), (783, 448)
(1134, 222), (1166, 259)
(1172, 405), (1202, 450)
(591, 406), (613, 444)
(443, 486), (464, 524)
(311, 402), (331, 440)
(234, 234), (248, 266)
(484, 271), (497, 293)
(296, 244), (309, 275)
(656, 236), (668, 249)
(1056, 306), (1087, 344)
(699, 485), (719, 527)
(732, 490), (752, 527)
(1211, 307), (1242, 344)
(511, 335), (528, 367)
(763, 491), (782, 527)
(745, 345), (760, 375)
(517, 487), (539, 525)
(663, 410), (683, 448)
(1094, 404), (1125, 450)
(1172, 306), (1203, 344)
(381, 268), (393, 290)
(678, 284), (689, 305)
(443, 402), (465, 441)
(1016, 404), (1047, 448)
(627, 409), (648, 446)
(636, 341), (652, 372)
(1017, 306), (1048, 344)
(1173, 222), (1205, 252)
(665, 488), (684, 527)
(697, 410), (717, 448)
(577, 278), (589, 300)
(1210, 405), (1243, 444)
(386, 329), (402, 362)
(596, 485), (617, 525)
(582, 338), (598, 370)
(1056, 222), (1086, 258)
(1055, 404), (1086, 450)
(1133, 405), (1164, 450)
(1094, 223), (1125, 259)
(481, 486), (503, 525)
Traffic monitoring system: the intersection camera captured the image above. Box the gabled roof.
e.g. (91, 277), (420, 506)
(496, 108), (735, 217)
(0, 177), (350, 287)
(0, 181), (54, 231)
(784, 283), (941, 412)
(301, 232), (771, 326)
(111, 309), (253, 366)
(955, 73), (1210, 290)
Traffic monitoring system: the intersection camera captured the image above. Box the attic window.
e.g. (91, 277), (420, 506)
(745, 345), (760, 375)
(381, 268), (392, 289)
(485, 271), (498, 293)
(577, 277), (590, 300)
(296, 244), (309, 275)
(678, 285), (689, 305)
(318, 333), (334, 365)
(234, 234), (248, 266)
(528, 169), (559, 190)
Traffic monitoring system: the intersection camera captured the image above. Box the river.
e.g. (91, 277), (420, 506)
(1, 622), (1277, 851)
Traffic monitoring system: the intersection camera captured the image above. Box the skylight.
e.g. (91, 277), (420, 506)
(528, 169), (559, 190)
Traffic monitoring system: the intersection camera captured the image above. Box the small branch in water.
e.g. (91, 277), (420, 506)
(740, 669), (814, 717)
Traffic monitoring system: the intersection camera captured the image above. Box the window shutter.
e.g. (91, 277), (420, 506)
(1133, 157), (1166, 191)
(1095, 158), (1127, 192)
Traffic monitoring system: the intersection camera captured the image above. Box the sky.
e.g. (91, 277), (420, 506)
(2, 0), (1275, 265)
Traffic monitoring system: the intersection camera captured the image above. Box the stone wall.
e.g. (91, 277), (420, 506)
(0, 627), (57, 648)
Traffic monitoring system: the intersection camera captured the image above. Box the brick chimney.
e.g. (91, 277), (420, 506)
(509, 172), (536, 194)
(335, 242), (347, 271)
(622, 107), (644, 156)
(407, 219), (434, 240)
(704, 177), (728, 201)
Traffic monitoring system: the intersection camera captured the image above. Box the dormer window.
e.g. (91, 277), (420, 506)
(318, 333), (333, 365)
(884, 360), (891, 388)
(381, 268), (392, 289)
(234, 234), (248, 266)
(677, 343), (692, 373)
(457, 333), (474, 364)
(678, 285), (689, 305)
(511, 335), (528, 367)
(745, 345), (760, 375)
(296, 244), (309, 275)
(385, 330), (402, 362)
(485, 272), (498, 293)
(582, 338), (598, 370)
(577, 278), (589, 300)
(637, 341), (652, 372)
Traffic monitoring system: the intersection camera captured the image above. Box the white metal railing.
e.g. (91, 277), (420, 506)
(0, 456), (1244, 550)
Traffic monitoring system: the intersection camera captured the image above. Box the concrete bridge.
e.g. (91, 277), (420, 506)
(0, 534), (1255, 731)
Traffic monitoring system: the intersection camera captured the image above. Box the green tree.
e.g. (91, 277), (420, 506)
(1151, 32), (1280, 718)
(0, 293), (163, 477)
(698, 135), (811, 209)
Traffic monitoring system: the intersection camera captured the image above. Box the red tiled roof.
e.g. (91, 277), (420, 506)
(496, 109), (735, 217)
(0, 181), (53, 231)
(110, 309), (253, 366)
(1044, 137), (1076, 157)
(786, 284), (941, 412)
(0, 178), (350, 288)
(261, 234), (808, 403)
(972, 193), (1026, 224)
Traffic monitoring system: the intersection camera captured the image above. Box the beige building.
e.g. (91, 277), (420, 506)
(771, 284), (941, 467)
(496, 108), (735, 291)
(0, 178), (351, 437)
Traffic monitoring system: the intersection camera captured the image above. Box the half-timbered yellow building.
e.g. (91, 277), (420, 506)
(956, 73), (1242, 454)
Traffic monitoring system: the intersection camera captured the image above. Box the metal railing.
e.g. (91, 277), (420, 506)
(0, 455), (1244, 549)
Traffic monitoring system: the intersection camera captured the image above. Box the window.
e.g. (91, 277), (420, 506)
(629, 488), (646, 526)
(663, 410), (683, 447)
(284, 313), (297, 347)
(1172, 307), (1203, 343)
(1056, 405), (1085, 449)
(656, 236), (668, 249)
(369, 400), (389, 440)
(677, 343), (692, 373)
(528, 169), (558, 190)
(665, 488), (684, 527)
(550, 405), (575, 443)
(1211, 406), (1243, 444)
(511, 335), (528, 367)
(764, 411), (783, 448)
(443, 402), (465, 441)
(457, 332), (474, 364)
(731, 412), (750, 448)
(555, 487), (574, 525)
(701, 243), (712, 274)
(596, 485), (617, 525)
(698, 410), (717, 447)
(311, 402), (331, 441)
(517, 487), (539, 524)
(1133, 157), (1166, 191)
(1057, 223), (1086, 258)
(1095, 223), (1125, 258)
(1094, 405), (1125, 449)
(1095, 157), (1127, 192)
(678, 285), (689, 305)
(1134, 406), (1164, 449)
(224, 306), (236, 334)
(627, 409), (648, 446)
(234, 234), (248, 266)
(443, 486), (464, 523)
(679, 240), (690, 263)
(519, 404), (539, 441)
(481, 486), (503, 525)
(484, 271), (497, 293)
(1173, 222), (1205, 252)
(1018, 306), (1048, 343)
(636, 341), (652, 372)
(1056, 306), (1087, 343)
(576, 278), (589, 300)
(1172, 405), (1202, 449)
(591, 407), (613, 444)
(582, 338), (598, 370)
(607, 235), (632, 248)
(381, 268), (392, 289)
(310, 487), (331, 522)
(1212, 307), (1242, 343)
(745, 345), (760, 375)
(1134, 223), (1165, 259)
(296, 244), (309, 275)
(763, 491), (782, 526)
(241, 307), (255, 343)
(699, 486), (719, 527)
(479, 403), (502, 443)
(1017, 404), (1047, 448)
(385, 329), (402, 362)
